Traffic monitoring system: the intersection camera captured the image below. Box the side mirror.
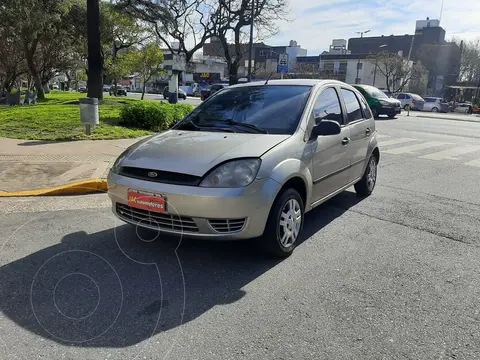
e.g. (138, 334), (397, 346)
(311, 120), (341, 139)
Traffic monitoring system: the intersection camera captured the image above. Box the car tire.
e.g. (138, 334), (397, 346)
(261, 188), (304, 258)
(371, 108), (379, 119)
(354, 155), (378, 197)
(431, 107), (439, 112)
(388, 113), (396, 119)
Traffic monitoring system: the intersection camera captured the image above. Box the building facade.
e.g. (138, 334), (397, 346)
(347, 18), (460, 95)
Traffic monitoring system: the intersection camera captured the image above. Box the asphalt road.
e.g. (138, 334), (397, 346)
(109, 91), (202, 106)
(1, 115), (480, 359)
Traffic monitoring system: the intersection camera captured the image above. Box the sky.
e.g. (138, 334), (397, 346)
(267, 0), (480, 55)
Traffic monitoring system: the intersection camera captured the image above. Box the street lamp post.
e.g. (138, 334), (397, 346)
(373, 44), (387, 87)
(247, 0), (256, 82)
(355, 30), (370, 84)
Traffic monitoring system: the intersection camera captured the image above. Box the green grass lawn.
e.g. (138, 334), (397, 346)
(0, 91), (153, 140)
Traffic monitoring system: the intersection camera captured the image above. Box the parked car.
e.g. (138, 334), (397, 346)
(454, 102), (473, 114)
(353, 84), (401, 118)
(422, 97), (449, 113)
(163, 87), (187, 100)
(103, 85), (111, 92)
(78, 85), (87, 93)
(396, 92), (425, 110)
(109, 86), (127, 96)
(200, 83), (228, 101)
(108, 79), (379, 257)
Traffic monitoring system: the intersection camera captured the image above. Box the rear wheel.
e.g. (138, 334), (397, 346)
(354, 155), (378, 197)
(262, 188), (304, 258)
(431, 107), (439, 112)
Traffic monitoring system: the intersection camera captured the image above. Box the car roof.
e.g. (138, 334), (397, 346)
(229, 79), (350, 88)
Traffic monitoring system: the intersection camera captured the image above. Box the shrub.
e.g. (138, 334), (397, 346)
(120, 102), (194, 131)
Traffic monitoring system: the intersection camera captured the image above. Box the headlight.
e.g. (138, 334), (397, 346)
(200, 159), (261, 188)
(379, 100), (390, 106)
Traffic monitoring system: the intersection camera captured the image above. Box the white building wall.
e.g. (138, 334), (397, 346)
(286, 46), (307, 68)
(345, 59), (388, 88)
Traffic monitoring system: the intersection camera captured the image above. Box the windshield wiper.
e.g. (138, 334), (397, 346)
(206, 119), (268, 134)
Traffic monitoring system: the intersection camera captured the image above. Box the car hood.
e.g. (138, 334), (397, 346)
(121, 130), (290, 176)
(381, 97), (401, 105)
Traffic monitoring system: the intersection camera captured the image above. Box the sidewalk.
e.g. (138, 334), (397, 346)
(402, 111), (480, 123)
(0, 137), (145, 195)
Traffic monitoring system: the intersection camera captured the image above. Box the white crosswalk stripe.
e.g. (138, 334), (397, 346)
(383, 141), (452, 155)
(465, 158), (480, 168)
(379, 138), (418, 147)
(420, 145), (480, 160)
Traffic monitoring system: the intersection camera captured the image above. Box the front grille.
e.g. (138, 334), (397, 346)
(119, 166), (201, 186)
(208, 218), (246, 233)
(116, 203), (199, 232)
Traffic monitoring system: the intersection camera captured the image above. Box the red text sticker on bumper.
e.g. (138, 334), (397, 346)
(128, 189), (167, 214)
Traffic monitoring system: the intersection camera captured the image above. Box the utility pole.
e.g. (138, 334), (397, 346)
(87, 0), (103, 100)
(373, 44), (387, 86)
(355, 30), (370, 84)
(247, 0), (255, 82)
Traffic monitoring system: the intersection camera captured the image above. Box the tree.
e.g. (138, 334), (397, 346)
(0, 27), (27, 91)
(117, 0), (218, 63)
(127, 43), (164, 99)
(1, 0), (69, 99)
(102, 3), (151, 92)
(367, 52), (428, 93)
(452, 38), (480, 83)
(214, 0), (290, 85)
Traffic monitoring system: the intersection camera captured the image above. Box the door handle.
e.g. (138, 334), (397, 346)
(365, 128), (371, 135)
(342, 137), (350, 145)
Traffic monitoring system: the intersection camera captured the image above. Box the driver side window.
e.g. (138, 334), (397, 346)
(312, 88), (343, 125)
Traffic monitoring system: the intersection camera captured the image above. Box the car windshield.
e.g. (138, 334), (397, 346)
(176, 85), (312, 135)
(367, 87), (388, 99)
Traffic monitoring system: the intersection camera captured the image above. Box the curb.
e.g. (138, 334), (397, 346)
(0, 179), (108, 197)
(415, 115), (480, 124)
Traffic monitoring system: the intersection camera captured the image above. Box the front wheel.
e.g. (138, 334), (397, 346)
(262, 188), (304, 258)
(431, 107), (438, 112)
(354, 155), (378, 197)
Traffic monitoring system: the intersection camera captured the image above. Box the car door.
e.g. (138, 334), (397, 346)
(397, 93), (405, 107)
(340, 88), (372, 182)
(310, 86), (351, 203)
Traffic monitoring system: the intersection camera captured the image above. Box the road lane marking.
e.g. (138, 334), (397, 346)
(420, 145), (480, 160)
(379, 138), (418, 147)
(376, 134), (391, 139)
(383, 141), (451, 155)
(465, 158), (480, 168)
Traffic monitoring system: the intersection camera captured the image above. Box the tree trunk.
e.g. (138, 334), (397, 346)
(228, 61), (239, 85)
(141, 82), (146, 100)
(24, 43), (45, 100)
(87, 0), (103, 100)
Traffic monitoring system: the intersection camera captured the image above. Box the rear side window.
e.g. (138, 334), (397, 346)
(341, 88), (363, 123)
(397, 94), (405, 99)
(312, 87), (343, 125)
(425, 98), (436, 102)
(356, 92), (372, 119)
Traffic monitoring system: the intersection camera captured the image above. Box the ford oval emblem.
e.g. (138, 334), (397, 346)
(147, 171), (158, 178)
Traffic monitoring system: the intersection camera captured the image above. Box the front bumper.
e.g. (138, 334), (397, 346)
(379, 105), (401, 115)
(108, 171), (282, 240)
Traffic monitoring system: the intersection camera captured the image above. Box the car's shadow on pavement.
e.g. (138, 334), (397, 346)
(0, 190), (362, 348)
